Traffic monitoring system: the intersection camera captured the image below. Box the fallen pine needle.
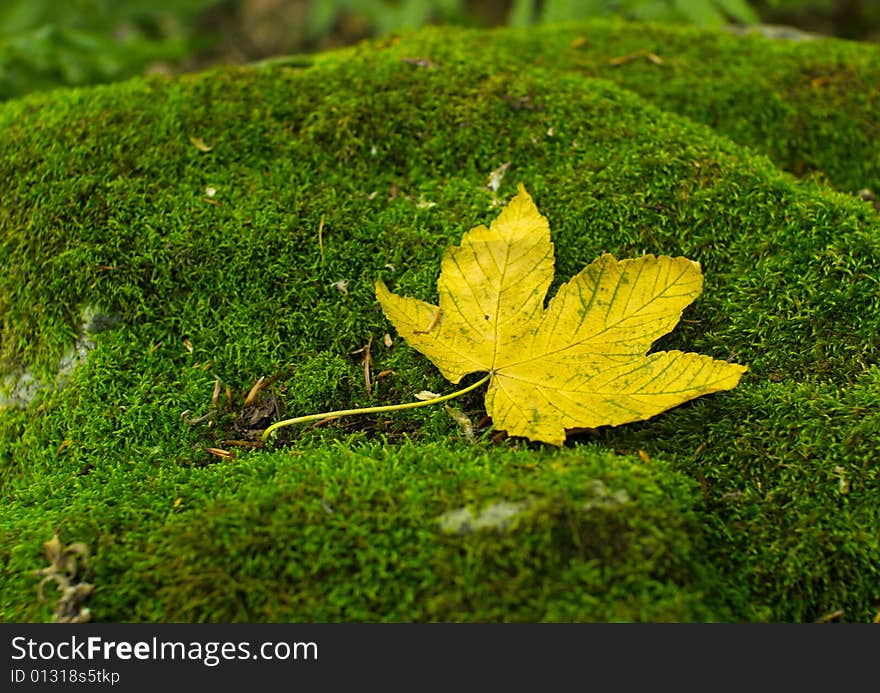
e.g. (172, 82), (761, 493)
(206, 447), (235, 460)
(363, 336), (373, 397)
(244, 376), (266, 407)
(223, 440), (265, 448)
(609, 50), (663, 66)
(211, 378), (221, 408)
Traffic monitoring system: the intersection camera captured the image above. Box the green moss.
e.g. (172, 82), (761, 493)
(319, 19), (880, 195)
(1, 20), (878, 622)
(1, 440), (730, 622)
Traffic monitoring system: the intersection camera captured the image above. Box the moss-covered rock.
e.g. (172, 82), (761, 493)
(322, 19), (879, 195)
(1, 20), (878, 622)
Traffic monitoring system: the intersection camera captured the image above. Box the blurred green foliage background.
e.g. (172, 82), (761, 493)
(1, 0), (878, 100)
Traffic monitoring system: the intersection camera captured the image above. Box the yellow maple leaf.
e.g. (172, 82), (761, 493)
(375, 184), (747, 445)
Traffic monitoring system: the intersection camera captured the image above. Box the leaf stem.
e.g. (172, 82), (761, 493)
(261, 373), (491, 443)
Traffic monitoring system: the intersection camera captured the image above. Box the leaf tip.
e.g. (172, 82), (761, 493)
(513, 182), (534, 204)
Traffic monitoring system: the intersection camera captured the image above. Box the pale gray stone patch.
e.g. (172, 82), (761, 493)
(724, 23), (822, 42)
(436, 480), (630, 536)
(1, 370), (40, 409)
(437, 500), (532, 535)
(581, 479), (630, 511)
(0, 304), (120, 410)
(55, 335), (96, 388)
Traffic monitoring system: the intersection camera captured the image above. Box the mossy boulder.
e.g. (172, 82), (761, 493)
(1, 20), (878, 622)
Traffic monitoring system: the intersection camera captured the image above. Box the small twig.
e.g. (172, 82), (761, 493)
(401, 57), (438, 69)
(308, 415), (341, 430)
(609, 50), (663, 66)
(814, 609), (844, 623)
(211, 378), (221, 408)
(182, 410), (213, 426)
(244, 376), (266, 407)
(223, 439), (265, 448)
(317, 214), (325, 265)
(363, 336), (373, 397)
(414, 308), (442, 335)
